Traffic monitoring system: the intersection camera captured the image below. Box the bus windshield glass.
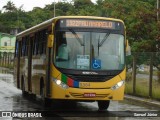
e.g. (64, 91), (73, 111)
(54, 30), (125, 71)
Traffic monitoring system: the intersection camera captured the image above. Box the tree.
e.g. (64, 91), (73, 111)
(73, 0), (95, 15)
(28, 7), (50, 26)
(0, 2), (27, 33)
(3, 1), (16, 12)
(45, 2), (74, 16)
(74, 0), (94, 9)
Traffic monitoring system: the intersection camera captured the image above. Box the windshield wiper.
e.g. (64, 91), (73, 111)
(68, 29), (84, 46)
(98, 33), (110, 47)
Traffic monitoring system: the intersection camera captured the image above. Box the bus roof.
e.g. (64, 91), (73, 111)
(16, 16), (124, 38)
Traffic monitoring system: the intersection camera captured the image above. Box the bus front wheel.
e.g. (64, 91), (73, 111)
(97, 100), (110, 110)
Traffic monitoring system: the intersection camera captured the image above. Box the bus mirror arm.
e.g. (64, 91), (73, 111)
(47, 34), (54, 48)
(126, 39), (131, 56)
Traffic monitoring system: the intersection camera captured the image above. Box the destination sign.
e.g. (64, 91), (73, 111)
(60, 19), (116, 29)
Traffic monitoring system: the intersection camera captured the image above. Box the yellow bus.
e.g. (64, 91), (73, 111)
(14, 16), (129, 110)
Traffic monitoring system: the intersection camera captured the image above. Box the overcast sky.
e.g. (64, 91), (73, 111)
(0, 0), (96, 12)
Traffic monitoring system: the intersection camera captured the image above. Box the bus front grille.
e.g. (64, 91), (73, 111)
(67, 75), (114, 82)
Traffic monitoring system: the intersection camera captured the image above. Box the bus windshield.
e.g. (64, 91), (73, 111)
(54, 30), (125, 70)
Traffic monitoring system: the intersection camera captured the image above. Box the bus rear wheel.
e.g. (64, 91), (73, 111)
(40, 87), (45, 100)
(21, 77), (27, 97)
(97, 100), (110, 110)
(40, 82), (51, 107)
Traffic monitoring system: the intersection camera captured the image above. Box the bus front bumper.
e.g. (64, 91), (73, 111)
(50, 82), (125, 101)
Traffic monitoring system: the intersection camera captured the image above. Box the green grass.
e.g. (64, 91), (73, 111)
(152, 81), (160, 100)
(125, 81), (133, 94)
(125, 78), (160, 100)
(136, 83), (149, 97)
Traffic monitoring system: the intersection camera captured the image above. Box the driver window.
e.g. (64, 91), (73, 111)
(56, 32), (70, 61)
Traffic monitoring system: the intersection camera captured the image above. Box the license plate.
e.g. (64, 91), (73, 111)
(84, 93), (96, 97)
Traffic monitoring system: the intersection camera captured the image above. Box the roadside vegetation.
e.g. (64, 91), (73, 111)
(125, 72), (160, 100)
(125, 79), (160, 100)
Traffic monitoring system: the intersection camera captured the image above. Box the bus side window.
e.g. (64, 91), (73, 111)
(39, 31), (42, 54)
(42, 29), (47, 54)
(38, 29), (47, 55)
(34, 33), (39, 55)
(25, 36), (29, 56)
(37, 31), (40, 55)
(38, 32), (41, 54)
(20, 41), (22, 57)
(15, 40), (19, 58)
(33, 34), (37, 55)
(21, 38), (25, 57)
(32, 36), (35, 55)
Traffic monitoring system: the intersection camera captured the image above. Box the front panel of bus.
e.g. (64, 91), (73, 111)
(51, 18), (125, 100)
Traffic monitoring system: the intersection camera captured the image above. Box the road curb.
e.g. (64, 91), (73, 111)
(124, 95), (160, 109)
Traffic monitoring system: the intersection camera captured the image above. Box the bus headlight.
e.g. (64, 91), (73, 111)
(53, 79), (69, 89)
(111, 80), (125, 90)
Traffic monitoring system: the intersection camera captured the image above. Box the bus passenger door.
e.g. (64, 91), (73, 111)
(28, 37), (33, 92)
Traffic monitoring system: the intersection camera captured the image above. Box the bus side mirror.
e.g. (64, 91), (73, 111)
(126, 39), (131, 56)
(47, 34), (54, 48)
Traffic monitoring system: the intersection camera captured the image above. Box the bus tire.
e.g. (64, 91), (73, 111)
(40, 84), (46, 106)
(97, 100), (110, 110)
(40, 88), (51, 107)
(40, 79), (51, 107)
(40, 79), (45, 100)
